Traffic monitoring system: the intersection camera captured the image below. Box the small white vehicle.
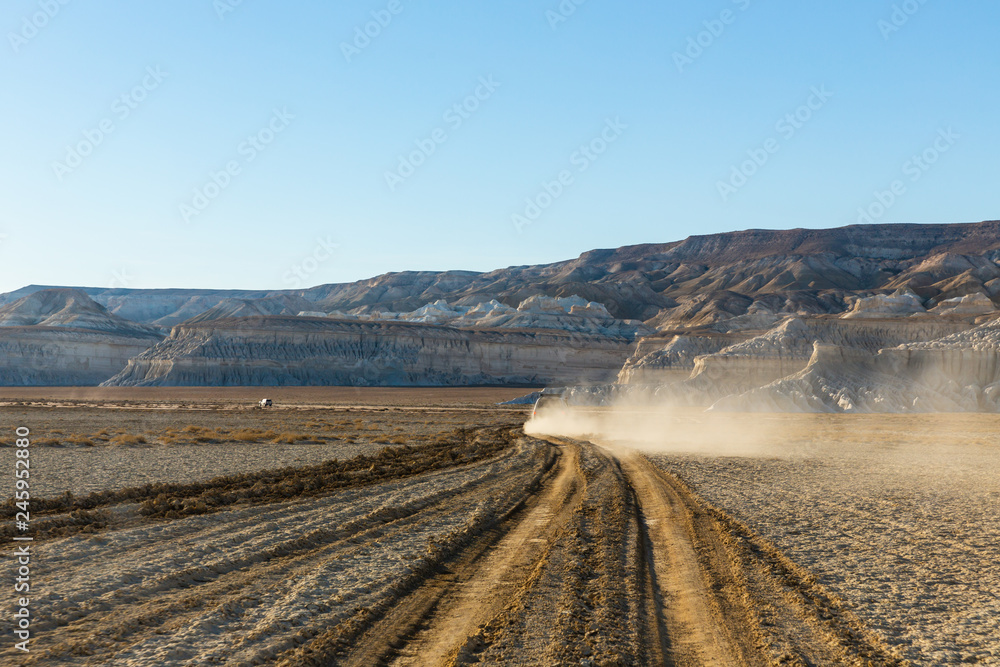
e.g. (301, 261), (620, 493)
(259, 398), (273, 408)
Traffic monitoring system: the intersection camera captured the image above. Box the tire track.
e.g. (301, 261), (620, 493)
(616, 446), (906, 666)
(612, 447), (749, 666)
(2, 427), (912, 666)
(6, 430), (549, 666)
(347, 441), (583, 667)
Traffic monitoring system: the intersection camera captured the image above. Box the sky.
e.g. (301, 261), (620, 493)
(2, 0), (999, 293)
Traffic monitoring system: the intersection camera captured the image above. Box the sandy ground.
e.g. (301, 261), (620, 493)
(651, 415), (1000, 666)
(1, 392), (994, 665)
(0, 386), (538, 409)
(0, 397), (528, 497)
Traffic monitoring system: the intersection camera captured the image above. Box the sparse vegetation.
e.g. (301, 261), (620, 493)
(1, 425), (519, 533)
(109, 434), (147, 446)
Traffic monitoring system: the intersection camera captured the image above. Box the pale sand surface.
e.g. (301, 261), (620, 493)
(0, 386), (539, 408)
(4, 393), (998, 664)
(652, 413), (1000, 665)
(0, 388), (533, 498)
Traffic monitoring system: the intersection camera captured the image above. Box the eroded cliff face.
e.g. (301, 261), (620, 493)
(618, 314), (991, 410)
(102, 317), (634, 387)
(621, 317), (973, 390)
(0, 289), (164, 386)
(696, 316), (1000, 413)
(616, 333), (747, 384)
(0, 328), (163, 386)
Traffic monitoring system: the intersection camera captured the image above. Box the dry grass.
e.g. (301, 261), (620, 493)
(271, 432), (310, 444)
(0, 424), (520, 532)
(109, 434), (147, 446)
(229, 428), (278, 442)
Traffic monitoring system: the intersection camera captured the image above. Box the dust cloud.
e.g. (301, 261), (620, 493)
(524, 394), (799, 458)
(524, 391), (1000, 465)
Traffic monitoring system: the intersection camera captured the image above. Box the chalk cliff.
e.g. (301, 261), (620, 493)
(0, 289), (163, 386)
(102, 317), (634, 387)
(0, 288), (160, 335)
(616, 332), (747, 384)
(0, 328), (162, 386)
(701, 315), (1000, 412)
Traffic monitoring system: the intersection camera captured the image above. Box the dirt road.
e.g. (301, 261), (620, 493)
(343, 437), (904, 666)
(3, 428), (905, 666)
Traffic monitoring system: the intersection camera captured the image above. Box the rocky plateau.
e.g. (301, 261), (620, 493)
(4, 220), (1000, 405)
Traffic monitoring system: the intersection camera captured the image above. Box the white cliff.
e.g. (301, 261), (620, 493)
(707, 316), (1000, 412)
(368, 295), (651, 338)
(0, 328), (161, 386)
(620, 315), (978, 409)
(929, 292), (997, 316)
(616, 333), (747, 384)
(841, 288), (926, 319)
(102, 316), (635, 387)
(0, 289), (163, 386)
(0, 288), (160, 335)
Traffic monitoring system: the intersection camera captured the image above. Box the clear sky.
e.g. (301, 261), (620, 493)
(2, 0), (998, 292)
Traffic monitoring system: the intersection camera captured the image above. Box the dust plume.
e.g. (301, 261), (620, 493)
(524, 391), (803, 458)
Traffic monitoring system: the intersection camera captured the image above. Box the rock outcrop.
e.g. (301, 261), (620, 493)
(0, 289), (163, 386)
(929, 292), (997, 316)
(183, 295), (317, 324)
(0, 328), (162, 386)
(617, 332), (747, 384)
(277, 295), (652, 339)
(0, 288), (159, 335)
(620, 314), (983, 409)
(841, 288), (926, 319)
(102, 317), (634, 387)
(621, 316), (972, 393)
(701, 315), (1000, 412)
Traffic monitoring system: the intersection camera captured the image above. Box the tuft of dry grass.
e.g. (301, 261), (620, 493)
(109, 434), (147, 446)
(271, 432), (311, 444)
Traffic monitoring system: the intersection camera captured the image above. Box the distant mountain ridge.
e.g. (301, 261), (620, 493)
(4, 221), (1000, 329)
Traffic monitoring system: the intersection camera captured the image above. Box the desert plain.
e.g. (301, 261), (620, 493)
(1, 388), (998, 666)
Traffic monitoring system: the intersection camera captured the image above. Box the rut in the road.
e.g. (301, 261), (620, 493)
(346, 437), (907, 667)
(342, 438), (669, 666)
(626, 448), (908, 667)
(9, 429), (909, 667)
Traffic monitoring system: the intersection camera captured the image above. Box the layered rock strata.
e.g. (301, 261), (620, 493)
(102, 317), (635, 387)
(0, 328), (163, 386)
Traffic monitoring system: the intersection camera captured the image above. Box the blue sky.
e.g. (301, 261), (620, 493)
(2, 0), (998, 292)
